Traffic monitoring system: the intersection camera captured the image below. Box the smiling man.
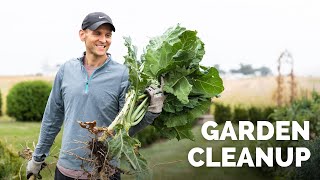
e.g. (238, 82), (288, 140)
(26, 12), (165, 180)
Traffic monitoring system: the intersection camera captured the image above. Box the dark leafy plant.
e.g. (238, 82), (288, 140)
(0, 141), (25, 179)
(233, 105), (249, 123)
(270, 91), (320, 138)
(263, 106), (276, 123)
(248, 106), (264, 124)
(292, 137), (320, 179)
(255, 91), (320, 179)
(213, 103), (232, 124)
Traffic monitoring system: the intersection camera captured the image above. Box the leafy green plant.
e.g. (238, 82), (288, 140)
(79, 24), (224, 179)
(0, 141), (25, 179)
(255, 126), (299, 178)
(6, 81), (51, 121)
(248, 106), (264, 124)
(292, 137), (320, 179)
(255, 91), (320, 178)
(263, 106), (276, 123)
(233, 105), (249, 123)
(213, 103), (232, 124)
(270, 91), (320, 138)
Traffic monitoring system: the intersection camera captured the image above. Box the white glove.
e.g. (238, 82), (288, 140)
(26, 158), (44, 179)
(146, 77), (166, 113)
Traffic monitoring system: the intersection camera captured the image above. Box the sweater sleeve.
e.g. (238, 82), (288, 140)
(33, 65), (65, 161)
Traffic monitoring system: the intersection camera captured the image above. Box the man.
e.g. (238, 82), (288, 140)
(26, 12), (164, 180)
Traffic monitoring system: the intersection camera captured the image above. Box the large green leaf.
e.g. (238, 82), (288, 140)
(143, 25), (205, 79)
(109, 129), (149, 178)
(163, 98), (211, 128)
(190, 67), (224, 97)
(163, 67), (195, 104)
(154, 98), (211, 141)
(174, 124), (195, 141)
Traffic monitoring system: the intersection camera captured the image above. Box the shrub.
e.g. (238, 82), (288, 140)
(269, 91), (320, 138)
(233, 105), (249, 123)
(6, 80), (51, 122)
(248, 106), (264, 124)
(255, 124), (299, 178)
(214, 103), (232, 124)
(292, 137), (320, 179)
(255, 91), (320, 178)
(0, 141), (25, 179)
(0, 90), (2, 116)
(263, 106), (276, 123)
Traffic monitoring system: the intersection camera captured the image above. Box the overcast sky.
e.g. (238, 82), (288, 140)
(0, 0), (319, 76)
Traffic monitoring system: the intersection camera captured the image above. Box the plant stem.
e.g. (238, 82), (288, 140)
(130, 97), (148, 122)
(131, 108), (147, 126)
(138, 94), (147, 100)
(99, 90), (135, 141)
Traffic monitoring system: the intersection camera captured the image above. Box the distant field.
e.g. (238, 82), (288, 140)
(214, 76), (320, 107)
(0, 75), (320, 115)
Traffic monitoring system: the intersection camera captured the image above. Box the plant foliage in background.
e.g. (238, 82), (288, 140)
(232, 105), (249, 123)
(0, 141), (25, 179)
(213, 103), (232, 124)
(270, 91), (320, 138)
(6, 80), (51, 122)
(255, 91), (320, 179)
(292, 137), (320, 179)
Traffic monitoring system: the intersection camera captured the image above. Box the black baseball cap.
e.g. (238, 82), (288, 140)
(81, 12), (115, 32)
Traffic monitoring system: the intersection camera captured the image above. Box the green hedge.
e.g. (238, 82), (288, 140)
(214, 103), (232, 124)
(6, 80), (51, 122)
(248, 106), (264, 124)
(263, 106), (276, 123)
(0, 141), (25, 179)
(233, 105), (249, 123)
(215, 103), (275, 124)
(293, 137), (320, 179)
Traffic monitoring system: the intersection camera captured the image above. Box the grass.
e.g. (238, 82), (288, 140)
(125, 125), (268, 180)
(0, 121), (269, 180)
(0, 121), (62, 179)
(214, 76), (320, 107)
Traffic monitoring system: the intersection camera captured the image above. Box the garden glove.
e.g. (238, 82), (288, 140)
(26, 158), (44, 179)
(146, 77), (165, 113)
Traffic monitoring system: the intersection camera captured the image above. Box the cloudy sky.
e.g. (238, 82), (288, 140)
(0, 0), (319, 76)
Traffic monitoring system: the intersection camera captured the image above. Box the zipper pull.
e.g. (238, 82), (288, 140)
(85, 81), (89, 93)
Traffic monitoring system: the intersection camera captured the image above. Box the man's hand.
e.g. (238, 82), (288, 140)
(26, 158), (44, 179)
(146, 77), (166, 114)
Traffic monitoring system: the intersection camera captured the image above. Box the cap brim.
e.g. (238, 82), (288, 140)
(87, 21), (115, 32)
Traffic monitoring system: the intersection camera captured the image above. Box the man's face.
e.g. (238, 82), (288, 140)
(79, 24), (113, 57)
